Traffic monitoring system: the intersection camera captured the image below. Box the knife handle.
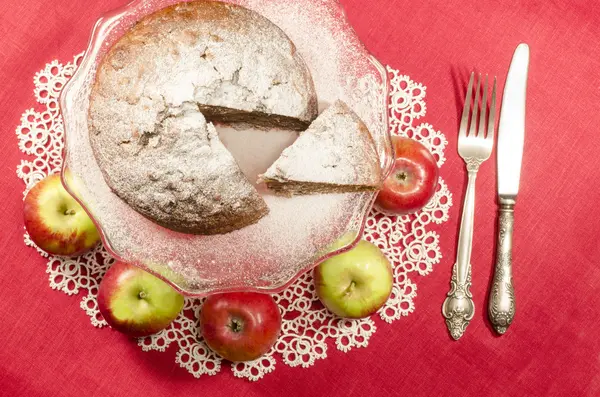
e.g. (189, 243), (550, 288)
(488, 201), (516, 334)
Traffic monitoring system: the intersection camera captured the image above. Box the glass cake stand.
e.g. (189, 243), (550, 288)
(60, 0), (393, 296)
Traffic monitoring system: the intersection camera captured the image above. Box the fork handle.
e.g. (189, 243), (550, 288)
(442, 168), (478, 340)
(488, 201), (516, 334)
(456, 167), (479, 280)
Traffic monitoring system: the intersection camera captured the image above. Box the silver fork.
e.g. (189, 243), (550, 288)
(442, 72), (496, 340)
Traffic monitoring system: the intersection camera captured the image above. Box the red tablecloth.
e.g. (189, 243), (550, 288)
(1, 0), (599, 396)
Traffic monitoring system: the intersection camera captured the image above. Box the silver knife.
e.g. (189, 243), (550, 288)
(488, 43), (530, 334)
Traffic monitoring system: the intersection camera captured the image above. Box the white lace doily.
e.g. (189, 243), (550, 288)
(16, 54), (452, 381)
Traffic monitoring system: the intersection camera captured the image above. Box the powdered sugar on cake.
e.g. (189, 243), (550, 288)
(91, 104), (268, 234)
(93, 1), (316, 122)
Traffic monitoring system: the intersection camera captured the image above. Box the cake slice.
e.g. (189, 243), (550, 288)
(259, 101), (383, 195)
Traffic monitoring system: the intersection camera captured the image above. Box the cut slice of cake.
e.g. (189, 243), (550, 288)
(259, 100), (383, 195)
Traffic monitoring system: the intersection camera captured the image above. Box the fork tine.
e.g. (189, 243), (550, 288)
(459, 72), (474, 138)
(468, 74), (481, 136)
(487, 76), (497, 142)
(478, 75), (488, 138)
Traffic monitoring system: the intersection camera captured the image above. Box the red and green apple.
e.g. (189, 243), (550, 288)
(23, 173), (100, 256)
(98, 261), (184, 337)
(375, 136), (439, 215)
(200, 292), (281, 362)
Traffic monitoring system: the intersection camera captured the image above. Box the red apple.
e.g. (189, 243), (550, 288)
(98, 261), (184, 337)
(314, 239), (393, 318)
(200, 292), (281, 362)
(375, 136), (439, 215)
(23, 173), (100, 256)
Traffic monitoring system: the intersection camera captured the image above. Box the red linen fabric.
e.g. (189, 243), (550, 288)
(1, 0), (599, 396)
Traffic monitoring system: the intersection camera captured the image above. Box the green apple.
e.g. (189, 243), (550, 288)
(314, 239), (393, 318)
(23, 173), (100, 256)
(98, 261), (185, 337)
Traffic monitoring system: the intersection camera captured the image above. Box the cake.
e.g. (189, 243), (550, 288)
(89, 1), (319, 234)
(259, 100), (383, 195)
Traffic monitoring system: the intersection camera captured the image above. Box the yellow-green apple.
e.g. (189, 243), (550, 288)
(314, 239), (393, 318)
(98, 261), (184, 337)
(375, 136), (439, 215)
(200, 292), (281, 362)
(23, 173), (100, 256)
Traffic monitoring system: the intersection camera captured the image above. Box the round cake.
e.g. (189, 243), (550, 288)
(89, 1), (318, 234)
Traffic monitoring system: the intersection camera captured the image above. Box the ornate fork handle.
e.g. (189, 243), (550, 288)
(442, 163), (479, 340)
(488, 200), (516, 334)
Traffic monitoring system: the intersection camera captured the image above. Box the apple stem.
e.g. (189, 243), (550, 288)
(64, 209), (76, 215)
(230, 318), (243, 333)
(138, 291), (147, 299)
(344, 281), (356, 296)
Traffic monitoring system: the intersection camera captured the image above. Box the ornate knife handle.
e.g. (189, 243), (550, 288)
(488, 200), (516, 334)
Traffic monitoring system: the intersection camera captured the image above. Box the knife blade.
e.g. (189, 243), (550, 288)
(488, 43), (529, 335)
(497, 43), (530, 199)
